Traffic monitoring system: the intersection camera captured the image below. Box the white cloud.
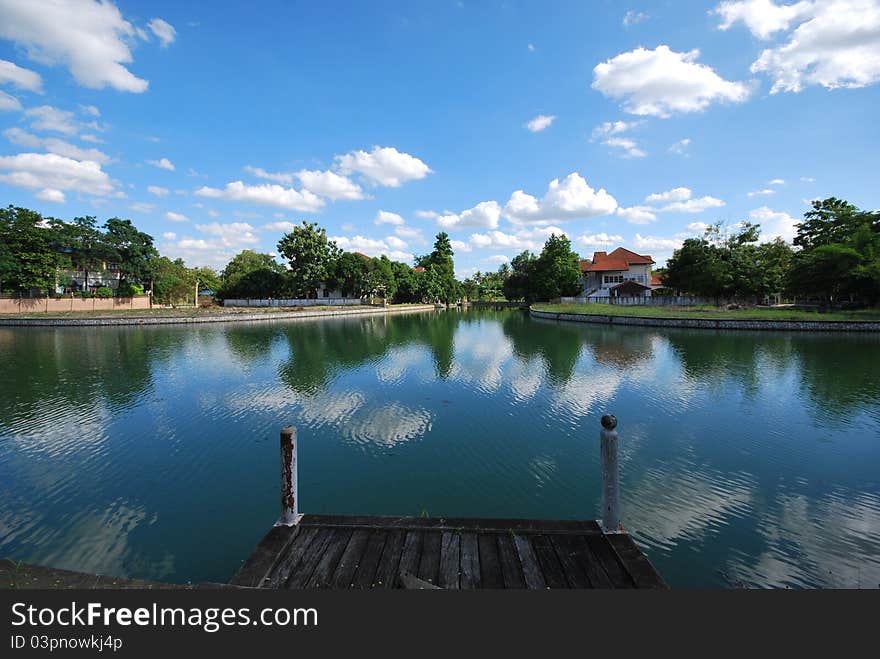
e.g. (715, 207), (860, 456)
(330, 234), (413, 263)
(3, 127), (110, 164)
(591, 120), (640, 138)
(616, 205), (657, 224)
(195, 181), (324, 212)
(0, 152), (115, 198)
(662, 196), (726, 213)
(386, 236), (408, 250)
(165, 211), (188, 222)
(160, 223), (261, 269)
(632, 233), (684, 252)
(335, 145), (431, 187)
(603, 136), (646, 158)
(375, 210), (405, 225)
(714, 0), (815, 39)
(24, 105), (77, 134)
(748, 188), (776, 197)
(645, 187), (693, 204)
(576, 233), (626, 248)
(485, 254), (509, 265)
(592, 45), (752, 117)
(147, 157), (175, 171)
(768, 178), (785, 185)
(79, 134), (103, 143)
(246, 165), (364, 201)
(79, 104), (100, 117)
(263, 221), (297, 232)
(669, 138), (692, 155)
(35, 187), (64, 202)
(296, 169), (364, 200)
(415, 210), (438, 219)
(0, 0), (150, 92)
(0, 90), (21, 111)
(0, 58), (42, 91)
(750, 0), (880, 92)
(528, 43), (536, 52)
(207, 209), (219, 217)
(800, 176), (815, 182)
(686, 221), (710, 233)
(503, 172), (617, 226)
(525, 114), (556, 132)
(749, 205), (799, 242)
(148, 18), (176, 47)
(438, 200), (502, 230)
(147, 185), (169, 197)
(244, 165), (293, 185)
(469, 226), (569, 252)
(644, 186), (726, 213)
(623, 10), (650, 26)
(394, 225), (427, 245)
(451, 240), (472, 253)
(195, 222), (260, 247)
(130, 202), (154, 213)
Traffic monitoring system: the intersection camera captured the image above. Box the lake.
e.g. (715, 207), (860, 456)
(1, 308), (878, 588)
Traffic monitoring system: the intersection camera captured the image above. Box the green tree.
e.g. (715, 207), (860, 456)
(276, 221), (340, 298)
(149, 256), (193, 305)
(103, 218), (157, 285)
(416, 232), (457, 303)
(329, 251), (370, 298)
(217, 250), (287, 300)
(0, 206), (67, 294)
(531, 234), (582, 301)
(787, 245), (862, 304)
(503, 251), (537, 302)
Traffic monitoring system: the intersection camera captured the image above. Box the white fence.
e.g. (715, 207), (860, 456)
(560, 295), (714, 306)
(223, 298), (363, 307)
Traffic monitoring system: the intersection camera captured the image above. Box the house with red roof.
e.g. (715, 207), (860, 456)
(580, 247), (658, 299)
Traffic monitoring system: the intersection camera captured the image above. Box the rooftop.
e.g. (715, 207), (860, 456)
(582, 247), (654, 273)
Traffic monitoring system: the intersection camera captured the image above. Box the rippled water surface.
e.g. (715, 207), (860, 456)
(1, 309), (879, 588)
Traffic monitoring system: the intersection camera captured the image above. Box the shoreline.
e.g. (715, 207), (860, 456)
(0, 304), (437, 327)
(530, 307), (880, 332)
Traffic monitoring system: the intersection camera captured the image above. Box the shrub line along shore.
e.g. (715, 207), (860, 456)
(530, 306), (880, 332)
(0, 304), (438, 327)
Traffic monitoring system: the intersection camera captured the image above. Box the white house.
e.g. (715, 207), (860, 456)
(580, 247), (658, 299)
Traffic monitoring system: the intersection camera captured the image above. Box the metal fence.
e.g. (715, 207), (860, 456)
(559, 295), (715, 306)
(222, 298), (364, 307)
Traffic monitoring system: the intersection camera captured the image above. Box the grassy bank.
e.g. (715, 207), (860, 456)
(532, 302), (880, 322)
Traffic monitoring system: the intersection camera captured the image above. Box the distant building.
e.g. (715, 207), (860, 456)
(55, 259), (123, 294)
(580, 247), (657, 299)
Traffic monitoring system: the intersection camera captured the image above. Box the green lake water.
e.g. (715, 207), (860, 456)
(1, 308), (878, 588)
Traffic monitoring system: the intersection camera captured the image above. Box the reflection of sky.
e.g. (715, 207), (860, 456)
(2, 312), (879, 588)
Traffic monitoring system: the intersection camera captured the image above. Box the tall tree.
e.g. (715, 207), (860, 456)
(531, 234), (582, 300)
(217, 250), (287, 300)
(276, 221), (340, 298)
(103, 218), (157, 285)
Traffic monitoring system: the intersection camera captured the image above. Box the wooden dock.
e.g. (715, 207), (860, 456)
(231, 514), (666, 589)
(232, 417), (666, 590)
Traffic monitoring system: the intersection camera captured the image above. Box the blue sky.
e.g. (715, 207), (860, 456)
(1, 0), (878, 276)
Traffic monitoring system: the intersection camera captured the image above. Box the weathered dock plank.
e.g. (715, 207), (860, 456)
(245, 514), (665, 589)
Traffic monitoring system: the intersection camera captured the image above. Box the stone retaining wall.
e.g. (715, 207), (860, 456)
(530, 308), (880, 332)
(0, 304), (437, 327)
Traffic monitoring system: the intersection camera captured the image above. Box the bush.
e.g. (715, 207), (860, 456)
(77, 291), (93, 298)
(117, 282), (144, 297)
(95, 287), (113, 298)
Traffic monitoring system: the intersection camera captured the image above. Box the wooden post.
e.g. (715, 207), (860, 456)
(194, 280), (199, 308)
(279, 426), (299, 525)
(600, 414), (621, 532)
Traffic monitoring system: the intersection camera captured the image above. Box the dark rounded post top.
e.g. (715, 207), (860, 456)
(280, 426), (296, 438)
(601, 414), (617, 431)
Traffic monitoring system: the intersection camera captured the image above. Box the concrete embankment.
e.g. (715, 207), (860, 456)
(530, 308), (880, 332)
(0, 304), (437, 327)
